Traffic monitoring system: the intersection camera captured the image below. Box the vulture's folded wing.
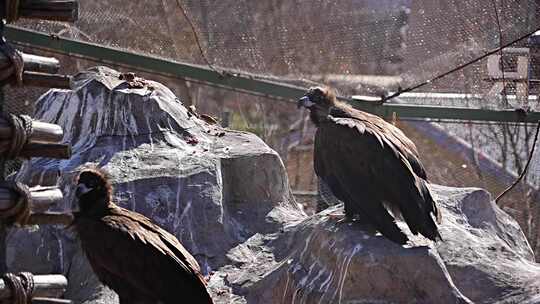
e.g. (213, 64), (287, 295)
(77, 206), (212, 302)
(314, 116), (440, 242)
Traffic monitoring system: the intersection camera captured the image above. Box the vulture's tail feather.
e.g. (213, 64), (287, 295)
(414, 181), (442, 241)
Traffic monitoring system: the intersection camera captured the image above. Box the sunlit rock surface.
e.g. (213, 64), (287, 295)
(9, 66), (303, 303)
(231, 187), (540, 304)
(7, 67), (540, 304)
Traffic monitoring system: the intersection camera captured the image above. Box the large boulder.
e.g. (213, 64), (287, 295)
(228, 186), (540, 304)
(9, 66), (304, 303)
(7, 67), (540, 303)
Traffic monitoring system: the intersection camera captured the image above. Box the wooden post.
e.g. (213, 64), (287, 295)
(0, 52), (60, 73)
(0, 3), (77, 302)
(27, 213), (73, 226)
(0, 117), (64, 143)
(28, 121), (64, 143)
(20, 53), (60, 74)
(18, 142), (71, 159)
(22, 72), (71, 89)
(26, 187), (63, 212)
(0, 52), (61, 83)
(0, 117), (70, 159)
(0, 186), (64, 213)
(0, 274), (67, 299)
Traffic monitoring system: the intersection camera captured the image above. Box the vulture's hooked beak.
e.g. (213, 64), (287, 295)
(75, 183), (92, 198)
(297, 96), (314, 109)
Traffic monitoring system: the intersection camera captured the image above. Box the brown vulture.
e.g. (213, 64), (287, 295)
(73, 168), (214, 304)
(297, 87), (441, 245)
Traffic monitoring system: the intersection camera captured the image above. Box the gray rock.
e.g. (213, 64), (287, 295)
(7, 67), (540, 303)
(235, 186), (540, 304)
(433, 187), (540, 304)
(244, 208), (471, 304)
(9, 66), (303, 302)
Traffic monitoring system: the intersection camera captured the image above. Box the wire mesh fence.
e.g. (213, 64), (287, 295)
(4, 0), (540, 258)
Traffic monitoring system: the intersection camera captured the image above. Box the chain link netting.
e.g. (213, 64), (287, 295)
(4, 0), (540, 257)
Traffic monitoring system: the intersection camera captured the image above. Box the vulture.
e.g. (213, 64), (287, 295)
(73, 168), (214, 304)
(298, 87), (441, 245)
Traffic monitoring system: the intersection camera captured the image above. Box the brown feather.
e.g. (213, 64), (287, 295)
(73, 169), (214, 304)
(301, 87), (441, 244)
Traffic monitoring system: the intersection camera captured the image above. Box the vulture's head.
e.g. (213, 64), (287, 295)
(297, 86), (337, 125)
(75, 168), (113, 212)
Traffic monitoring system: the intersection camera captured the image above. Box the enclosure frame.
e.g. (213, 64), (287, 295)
(6, 25), (540, 124)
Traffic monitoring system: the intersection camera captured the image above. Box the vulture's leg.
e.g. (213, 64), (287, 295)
(317, 179), (340, 212)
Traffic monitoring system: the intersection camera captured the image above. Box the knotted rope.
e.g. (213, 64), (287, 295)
(2, 113), (33, 159)
(5, 0), (20, 23)
(2, 272), (34, 304)
(0, 34), (24, 85)
(0, 181), (31, 226)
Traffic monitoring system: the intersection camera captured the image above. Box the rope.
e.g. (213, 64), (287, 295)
(2, 113), (33, 159)
(0, 181), (31, 226)
(0, 37), (23, 85)
(5, 0), (20, 23)
(495, 121), (540, 203)
(382, 25), (540, 103)
(2, 272), (34, 304)
(174, 0), (225, 77)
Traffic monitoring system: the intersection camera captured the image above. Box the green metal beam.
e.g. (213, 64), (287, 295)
(5, 25), (540, 123)
(350, 99), (539, 122)
(5, 26), (306, 99)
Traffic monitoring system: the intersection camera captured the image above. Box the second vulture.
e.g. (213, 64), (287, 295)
(73, 168), (214, 304)
(298, 87), (441, 245)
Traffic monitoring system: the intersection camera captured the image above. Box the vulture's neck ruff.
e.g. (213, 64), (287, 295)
(309, 104), (333, 125)
(298, 87), (354, 126)
(298, 87), (336, 125)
